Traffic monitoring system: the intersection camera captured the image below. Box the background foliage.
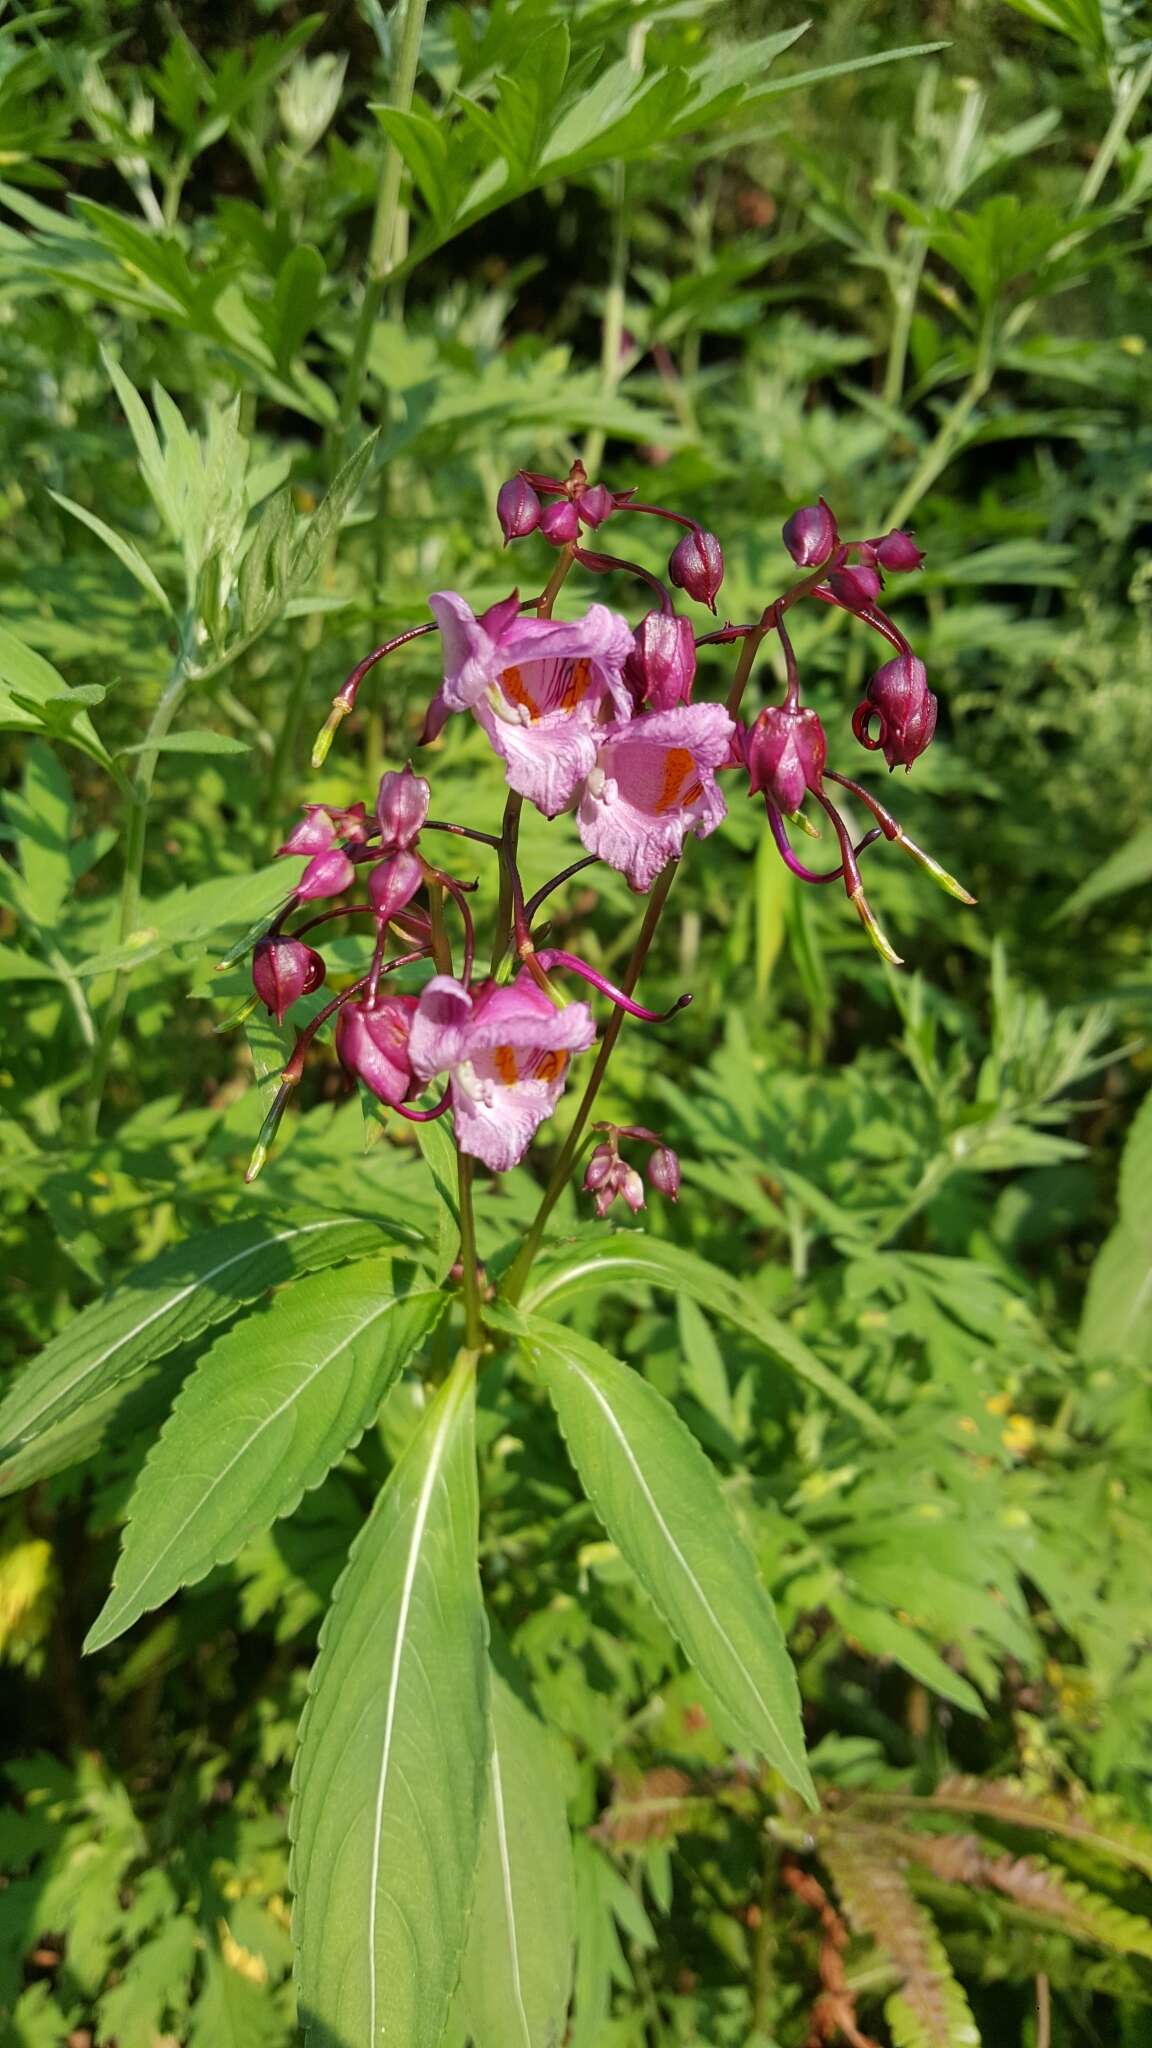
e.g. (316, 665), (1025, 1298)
(1, 0), (1151, 2043)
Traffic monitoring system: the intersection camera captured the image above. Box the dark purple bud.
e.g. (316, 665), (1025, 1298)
(335, 995), (418, 1106)
(872, 528), (925, 574)
(854, 654), (938, 770)
(584, 1144), (617, 1193)
(828, 563), (882, 610)
(647, 1146), (681, 1200)
(497, 475), (542, 542)
(296, 846), (356, 901)
(577, 484), (614, 529)
(376, 765), (430, 851)
(625, 611), (697, 711)
(540, 498), (581, 545)
(277, 806), (335, 858)
(369, 849), (423, 922)
(668, 528), (724, 611)
(252, 937), (326, 1024)
(782, 499), (837, 568)
(745, 704), (827, 813)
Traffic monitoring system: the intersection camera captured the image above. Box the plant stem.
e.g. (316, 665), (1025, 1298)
(502, 859), (678, 1302)
(427, 880), (453, 974)
(84, 648), (193, 1136)
(490, 792), (524, 976)
(884, 321), (994, 530)
(456, 1151), (484, 1349)
(1034, 1972), (1051, 2048)
(883, 236), (927, 407)
(1076, 54), (1152, 212)
(336, 0), (428, 438)
(750, 1833), (780, 2037)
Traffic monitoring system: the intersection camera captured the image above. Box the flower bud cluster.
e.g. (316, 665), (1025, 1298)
(229, 467), (971, 1195)
(584, 1126), (681, 1218)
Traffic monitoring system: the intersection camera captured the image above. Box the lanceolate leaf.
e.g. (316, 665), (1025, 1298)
(0, 1213), (397, 1487)
(291, 1354), (487, 2048)
(84, 1259), (445, 1653)
(1080, 1087), (1152, 1366)
(459, 1666), (575, 2048)
(521, 1232), (890, 1439)
(518, 1314), (814, 1805)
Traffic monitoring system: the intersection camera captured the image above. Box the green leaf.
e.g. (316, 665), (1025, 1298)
(0, 742), (73, 931)
(516, 1314), (814, 1804)
(74, 862), (296, 977)
(187, 1944), (283, 2048)
(101, 348), (182, 539)
(831, 1596), (987, 1717)
(238, 485), (295, 636)
(1002, 0), (1109, 60)
(676, 1295), (737, 1440)
(521, 1232), (891, 1439)
(116, 730), (252, 757)
(0, 623), (110, 766)
(1080, 1089), (1152, 1366)
(290, 430), (378, 592)
(1057, 823), (1152, 921)
(291, 1353), (488, 2048)
(47, 489), (175, 616)
(84, 1258), (445, 1652)
(459, 1665), (575, 2048)
(0, 1213), (404, 1489)
(270, 243), (325, 368)
(414, 1115), (462, 1280)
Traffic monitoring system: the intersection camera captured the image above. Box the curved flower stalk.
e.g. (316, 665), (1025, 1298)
(225, 461), (974, 1312)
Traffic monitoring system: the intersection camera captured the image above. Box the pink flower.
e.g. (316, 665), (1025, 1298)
(425, 591), (634, 817)
(409, 970), (595, 1171)
(576, 702), (734, 892)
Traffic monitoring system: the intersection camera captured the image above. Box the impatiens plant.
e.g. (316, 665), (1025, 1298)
(0, 463), (975, 2048)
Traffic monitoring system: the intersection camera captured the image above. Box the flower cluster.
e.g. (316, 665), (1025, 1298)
(228, 468), (971, 1195)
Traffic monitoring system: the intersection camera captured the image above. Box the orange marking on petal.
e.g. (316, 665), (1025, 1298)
(683, 780), (703, 807)
(559, 658), (592, 713)
(500, 665), (540, 720)
(655, 747), (695, 813)
(493, 1044), (520, 1084)
(534, 1049), (568, 1084)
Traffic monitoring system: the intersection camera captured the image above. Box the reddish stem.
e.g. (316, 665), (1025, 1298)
(573, 547), (673, 611)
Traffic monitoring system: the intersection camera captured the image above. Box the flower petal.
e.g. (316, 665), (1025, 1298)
(473, 697), (599, 817)
(450, 1061), (571, 1172)
(428, 591), (497, 711)
(577, 702), (734, 892)
(409, 975), (474, 1082)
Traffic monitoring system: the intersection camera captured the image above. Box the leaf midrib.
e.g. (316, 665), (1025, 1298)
(367, 1370), (468, 2040)
(89, 1287), (434, 1648)
(7, 1216), (355, 1444)
(552, 1344), (804, 1787)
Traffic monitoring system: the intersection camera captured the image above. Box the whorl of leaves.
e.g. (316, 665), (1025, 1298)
(924, 1777), (1152, 1881)
(589, 1769), (716, 1849)
(817, 1833), (980, 2048)
(888, 1829), (1152, 1960)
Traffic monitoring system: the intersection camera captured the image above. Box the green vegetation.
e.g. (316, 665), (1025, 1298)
(1, 2), (1151, 2043)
